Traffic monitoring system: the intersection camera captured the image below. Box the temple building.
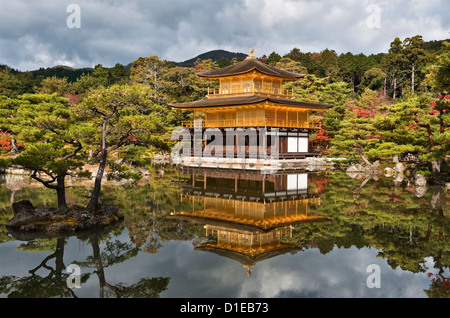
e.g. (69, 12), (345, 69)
(169, 51), (333, 171)
(170, 168), (329, 276)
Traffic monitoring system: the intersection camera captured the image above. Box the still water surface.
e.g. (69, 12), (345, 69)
(0, 167), (448, 298)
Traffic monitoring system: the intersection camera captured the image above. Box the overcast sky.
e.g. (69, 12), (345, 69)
(0, 0), (449, 71)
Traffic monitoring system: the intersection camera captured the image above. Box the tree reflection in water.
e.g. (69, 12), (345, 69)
(0, 167), (448, 298)
(0, 237), (76, 298)
(1, 229), (170, 298)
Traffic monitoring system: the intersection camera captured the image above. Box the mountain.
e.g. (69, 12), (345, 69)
(124, 62), (133, 73)
(423, 38), (449, 52)
(174, 49), (248, 67)
(29, 65), (94, 82)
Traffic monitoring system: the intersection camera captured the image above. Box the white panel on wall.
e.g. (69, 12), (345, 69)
(298, 137), (308, 153)
(298, 174), (308, 190)
(288, 137), (298, 153)
(287, 174), (297, 190)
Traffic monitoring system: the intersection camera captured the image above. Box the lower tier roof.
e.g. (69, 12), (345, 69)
(169, 95), (333, 110)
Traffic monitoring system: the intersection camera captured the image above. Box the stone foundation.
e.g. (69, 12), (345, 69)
(174, 156), (336, 172)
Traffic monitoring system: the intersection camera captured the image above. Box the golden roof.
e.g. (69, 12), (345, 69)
(196, 57), (306, 80)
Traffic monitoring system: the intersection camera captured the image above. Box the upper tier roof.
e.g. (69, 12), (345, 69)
(197, 57), (306, 80)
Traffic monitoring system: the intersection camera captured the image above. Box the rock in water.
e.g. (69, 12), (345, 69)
(7, 200), (58, 228)
(395, 163), (405, 174)
(415, 174), (427, 186)
(6, 200), (124, 236)
(384, 167), (394, 177)
(347, 164), (363, 172)
(103, 206), (125, 219)
(12, 200), (34, 214)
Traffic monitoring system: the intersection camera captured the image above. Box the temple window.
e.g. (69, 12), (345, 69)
(222, 84), (229, 94)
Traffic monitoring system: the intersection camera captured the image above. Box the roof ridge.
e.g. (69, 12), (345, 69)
(197, 58), (305, 79)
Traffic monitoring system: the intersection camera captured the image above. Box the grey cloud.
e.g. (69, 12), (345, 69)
(0, 0), (448, 71)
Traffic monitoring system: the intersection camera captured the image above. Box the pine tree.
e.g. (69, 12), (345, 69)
(1, 94), (86, 209)
(382, 37), (407, 99)
(403, 35), (428, 94)
(74, 84), (169, 212)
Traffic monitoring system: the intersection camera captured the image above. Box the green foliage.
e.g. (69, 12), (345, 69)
(381, 35), (431, 98)
(306, 171), (449, 272)
(312, 49), (339, 82)
(377, 94), (449, 161)
(275, 57), (307, 74)
(0, 93), (90, 208)
(122, 144), (153, 166)
(107, 162), (141, 182)
(284, 48), (316, 74)
(217, 57), (233, 68)
(0, 95), (21, 131)
(359, 67), (387, 91)
(28, 65), (94, 83)
(34, 76), (72, 96)
(403, 35), (428, 92)
(329, 87), (449, 164)
(329, 89), (391, 159)
(285, 74), (352, 106)
(266, 51), (282, 66)
(0, 157), (12, 169)
(4, 94), (86, 173)
(428, 42), (450, 94)
(322, 104), (347, 139)
(0, 67), (36, 98)
(75, 83), (170, 154)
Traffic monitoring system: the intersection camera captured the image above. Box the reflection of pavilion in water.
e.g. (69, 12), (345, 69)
(171, 168), (329, 276)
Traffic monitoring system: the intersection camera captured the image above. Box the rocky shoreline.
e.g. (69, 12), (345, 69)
(6, 200), (124, 238)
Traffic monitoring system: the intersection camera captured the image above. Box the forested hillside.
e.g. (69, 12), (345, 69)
(1, 35), (449, 183)
(174, 49), (248, 67)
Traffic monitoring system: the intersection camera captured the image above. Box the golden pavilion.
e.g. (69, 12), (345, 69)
(171, 168), (329, 276)
(169, 51), (333, 170)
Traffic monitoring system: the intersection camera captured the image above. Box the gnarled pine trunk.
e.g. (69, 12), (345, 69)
(56, 175), (67, 210)
(86, 119), (108, 212)
(86, 151), (107, 212)
(31, 172), (68, 211)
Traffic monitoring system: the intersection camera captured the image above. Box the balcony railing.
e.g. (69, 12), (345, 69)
(181, 119), (321, 129)
(207, 84), (294, 98)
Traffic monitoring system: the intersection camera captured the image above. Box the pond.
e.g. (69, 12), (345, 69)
(0, 166), (448, 299)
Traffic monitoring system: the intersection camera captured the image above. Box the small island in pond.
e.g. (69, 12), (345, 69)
(6, 199), (124, 238)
